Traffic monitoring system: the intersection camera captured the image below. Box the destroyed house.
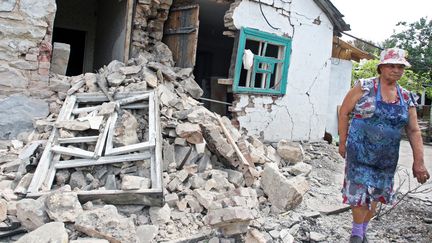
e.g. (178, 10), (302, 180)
(0, 0), (353, 143)
(0, 0), (355, 204)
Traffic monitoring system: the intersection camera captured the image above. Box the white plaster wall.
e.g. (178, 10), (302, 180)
(326, 58), (352, 138)
(232, 0), (334, 142)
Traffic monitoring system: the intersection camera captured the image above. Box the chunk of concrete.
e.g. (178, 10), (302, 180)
(149, 204), (171, 225)
(75, 205), (137, 243)
(50, 42), (70, 75)
(15, 222), (68, 243)
(45, 191), (83, 222)
(121, 175), (151, 190)
(0, 199), (7, 222)
(137, 225), (158, 243)
(277, 140), (303, 164)
(261, 163), (309, 211)
(16, 198), (50, 231)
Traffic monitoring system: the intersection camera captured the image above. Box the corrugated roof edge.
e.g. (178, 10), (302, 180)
(313, 0), (351, 36)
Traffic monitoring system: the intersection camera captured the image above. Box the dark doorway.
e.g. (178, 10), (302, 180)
(193, 0), (234, 116)
(53, 0), (132, 75)
(52, 27), (86, 76)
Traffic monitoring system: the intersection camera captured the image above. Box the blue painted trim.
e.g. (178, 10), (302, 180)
(233, 27), (292, 95)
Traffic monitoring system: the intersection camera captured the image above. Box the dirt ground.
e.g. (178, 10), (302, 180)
(295, 142), (432, 243)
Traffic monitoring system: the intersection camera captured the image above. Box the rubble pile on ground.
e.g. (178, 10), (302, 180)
(0, 43), (320, 242)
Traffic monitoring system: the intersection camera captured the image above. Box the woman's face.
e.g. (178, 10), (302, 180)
(379, 64), (405, 82)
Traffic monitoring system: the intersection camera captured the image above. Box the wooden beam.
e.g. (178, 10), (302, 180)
(54, 152), (152, 169)
(151, 94), (162, 190)
(27, 128), (57, 194)
(123, 0), (133, 62)
(75, 91), (149, 103)
(217, 78), (233, 85)
(105, 141), (155, 156)
(27, 189), (163, 206)
(117, 93), (151, 105)
(51, 145), (95, 159)
(58, 136), (99, 144)
(94, 115), (113, 157)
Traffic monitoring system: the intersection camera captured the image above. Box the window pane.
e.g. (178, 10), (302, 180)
(266, 43), (283, 59)
(245, 39), (260, 55)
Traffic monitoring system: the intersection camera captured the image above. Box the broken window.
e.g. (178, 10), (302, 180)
(233, 28), (292, 95)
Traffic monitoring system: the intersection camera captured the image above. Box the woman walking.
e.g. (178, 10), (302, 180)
(338, 48), (430, 243)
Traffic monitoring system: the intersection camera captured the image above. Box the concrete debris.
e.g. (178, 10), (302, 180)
(0, 199), (7, 222)
(277, 140), (304, 165)
(0, 1), (360, 242)
(16, 198), (50, 231)
(261, 163), (310, 211)
(15, 222), (68, 243)
(45, 190), (83, 222)
(75, 205), (137, 243)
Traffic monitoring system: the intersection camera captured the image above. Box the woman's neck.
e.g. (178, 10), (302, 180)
(379, 76), (397, 87)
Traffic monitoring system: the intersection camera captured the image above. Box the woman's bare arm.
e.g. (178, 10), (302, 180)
(405, 107), (429, 183)
(338, 84), (363, 158)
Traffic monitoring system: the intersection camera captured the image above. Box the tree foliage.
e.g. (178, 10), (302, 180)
(352, 59), (430, 97)
(348, 39), (380, 56)
(383, 17), (432, 97)
(347, 17), (432, 98)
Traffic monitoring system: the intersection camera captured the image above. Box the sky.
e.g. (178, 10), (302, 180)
(330, 0), (432, 44)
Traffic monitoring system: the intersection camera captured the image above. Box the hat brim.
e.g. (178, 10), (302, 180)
(378, 59), (411, 67)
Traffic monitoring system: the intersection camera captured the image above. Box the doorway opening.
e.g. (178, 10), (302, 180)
(165, 0), (234, 116)
(52, 0), (133, 75)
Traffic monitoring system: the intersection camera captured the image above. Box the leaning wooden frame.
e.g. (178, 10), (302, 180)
(26, 91), (163, 205)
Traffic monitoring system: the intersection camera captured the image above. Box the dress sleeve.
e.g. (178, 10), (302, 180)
(401, 88), (418, 108)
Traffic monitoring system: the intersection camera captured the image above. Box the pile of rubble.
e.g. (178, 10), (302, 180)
(0, 42), (319, 242)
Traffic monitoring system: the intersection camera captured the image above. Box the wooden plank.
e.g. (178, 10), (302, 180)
(58, 136), (99, 144)
(54, 152), (152, 169)
(51, 145), (95, 159)
(94, 114), (113, 157)
(215, 114), (249, 167)
(123, 0), (133, 62)
(57, 95), (77, 121)
(117, 93), (150, 105)
(217, 78), (233, 85)
(75, 91), (149, 103)
(27, 128), (57, 193)
(105, 141), (155, 156)
(105, 112), (118, 152)
(152, 94), (162, 190)
(162, 4), (199, 68)
(148, 92), (155, 143)
(121, 103), (149, 109)
(72, 105), (102, 115)
(27, 189), (163, 206)
(42, 153), (61, 191)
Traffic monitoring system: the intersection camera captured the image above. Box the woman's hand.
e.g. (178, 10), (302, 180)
(413, 162), (430, 184)
(338, 144), (346, 158)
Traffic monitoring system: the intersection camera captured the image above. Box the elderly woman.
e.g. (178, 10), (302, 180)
(338, 48), (430, 243)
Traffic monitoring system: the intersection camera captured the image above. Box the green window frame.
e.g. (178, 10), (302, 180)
(233, 27), (292, 95)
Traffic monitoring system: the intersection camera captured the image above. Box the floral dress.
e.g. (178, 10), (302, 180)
(342, 77), (417, 207)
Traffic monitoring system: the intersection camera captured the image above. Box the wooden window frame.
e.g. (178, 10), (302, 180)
(233, 27), (292, 95)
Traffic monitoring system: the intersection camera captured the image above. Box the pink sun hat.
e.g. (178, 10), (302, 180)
(378, 48), (411, 67)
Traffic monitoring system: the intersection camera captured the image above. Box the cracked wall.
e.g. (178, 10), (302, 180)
(230, 0), (334, 142)
(0, 0), (56, 98)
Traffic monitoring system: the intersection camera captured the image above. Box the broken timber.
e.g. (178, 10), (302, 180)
(27, 91), (163, 205)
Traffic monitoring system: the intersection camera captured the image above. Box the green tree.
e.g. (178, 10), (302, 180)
(383, 17), (432, 97)
(348, 39), (380, 56)
(352, 59), (429, 97)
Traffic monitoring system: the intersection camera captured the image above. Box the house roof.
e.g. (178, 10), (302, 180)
(313, 0), (350, 35)
(332, 37), (376, 62)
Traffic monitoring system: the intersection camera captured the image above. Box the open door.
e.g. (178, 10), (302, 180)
(163, 4), (199, 68)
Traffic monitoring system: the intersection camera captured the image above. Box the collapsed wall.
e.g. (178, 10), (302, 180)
(0, 0), (56, 98)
